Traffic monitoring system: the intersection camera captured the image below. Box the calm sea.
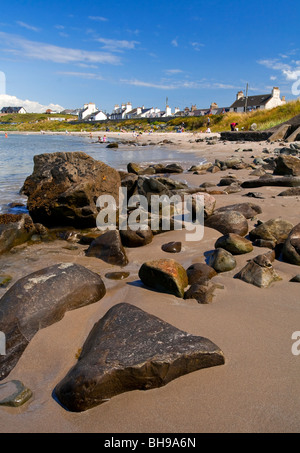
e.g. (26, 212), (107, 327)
(0, 133), (204, 214)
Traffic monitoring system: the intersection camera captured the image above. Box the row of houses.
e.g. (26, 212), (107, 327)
(77, 87), (287, 122)
(0, 86), (287, 120)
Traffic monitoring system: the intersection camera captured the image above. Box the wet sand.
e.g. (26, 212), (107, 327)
(0, 132), (299, 433)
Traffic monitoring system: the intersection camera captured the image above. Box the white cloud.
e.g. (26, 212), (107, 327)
(16, 21), (40, 32)
(96, 37), (139, 52)
(121, 79), (177, 90)
(171, 38), (178, 47)
(88, 16), (108, 22)
(57, 71), (103, 80)
(191, 42), (205, 51)
(0, 32), (121, 65)
(270, 75), (277, 80)
(0, 94), (64, 113)
(164, 69), (183, 75)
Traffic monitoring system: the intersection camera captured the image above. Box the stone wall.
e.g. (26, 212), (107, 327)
(220, 131), (273, 142)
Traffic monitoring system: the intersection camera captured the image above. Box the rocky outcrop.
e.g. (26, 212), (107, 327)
(86, 230), (129, 266)
(0, 214), (36, 254)
(139, 259), (188, 298)
(54, 303), (225, 412)
(22, 152), (121, 228)
(282, 223), (300, 265)
(0, 263), (106, 381)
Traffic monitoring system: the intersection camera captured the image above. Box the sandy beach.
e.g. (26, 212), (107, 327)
(0, 131), (299, 433)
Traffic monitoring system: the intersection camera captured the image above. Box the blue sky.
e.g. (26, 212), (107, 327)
(0, 0), (299, 112)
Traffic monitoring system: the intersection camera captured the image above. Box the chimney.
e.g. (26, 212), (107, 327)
(237, 91), (244, 100)
(136, 107), (142, 115)
(114, 104), (119, 110)
(272, 87), (280, 98)
(210, 102), (218, 110)
(282, 95), (286, 102)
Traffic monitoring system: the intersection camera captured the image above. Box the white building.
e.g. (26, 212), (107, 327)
(230, 87), (286, 112)
(78, 103), (98, 120)
(110, 102), (132, 120)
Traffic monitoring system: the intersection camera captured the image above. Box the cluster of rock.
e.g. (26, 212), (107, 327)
(1, 148), (300, 411)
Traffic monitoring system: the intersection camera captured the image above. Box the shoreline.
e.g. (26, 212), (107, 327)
(0, 135), (300, 433)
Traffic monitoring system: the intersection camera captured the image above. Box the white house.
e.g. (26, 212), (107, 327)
(1, 106), (26, 114)
(88, 110), (107, 121)
(230, 87), (286, 112)
(78, 103), (98, 120)
(110, 102), (132, 120)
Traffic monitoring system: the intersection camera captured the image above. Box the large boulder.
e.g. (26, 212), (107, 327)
(282, 223), (300, 265)
(249, 218), (294, 246)
(120, 227), (153, 248)
(273, 155), (300, 176)
(205, 211), (248, 236)
(235, 253), (281, 288)
(0, 263), (106, 381)
(54, 303), (225, 412)
(208, 249), (237, 273)
(213, 203), (262, 219)
(86, 230), (128, 266)
(21, 152), (121, 228)
(215, 233), (254, 255)
(139, 259), (188, 298)
(0, 214), (35, 254)
(186, 263), (217, 285)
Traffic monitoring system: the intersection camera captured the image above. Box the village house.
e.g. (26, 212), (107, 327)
(230, 87), (286, 112)
(110, 102), (133, 120)
(78, 102), (98, 120)
(1, 106), (26, 114)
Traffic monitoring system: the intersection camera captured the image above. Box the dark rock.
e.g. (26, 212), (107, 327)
(273, 155), (300, 176)
(0, 214), (35, 254)
(161, 241), (182, 253)
(186, 263), (217, 285)
(207, 249), (237, 273)
(105, 272), (130, 280)
(205, 211), (249, 236)
(139, 259), (188, 298)
(121, 174), (138, 198)
(282, 223), (300, 265)
(0, 380), (32, 407)
(252, 239), (276, 249)
(290, 275), (300, 282)
(215, 233), (253, 255)
(278, 187), (300, 196)
(54, 303), (225, 412)
(86, 230), (128, 266)
(0, 263), (106, 381)
(120, 227), (153, 248)
(184, 282), (217, 304)
(154, 177), (187, 190)
(241, 177), (300, 189)
(21, 152), (121, 228)
(243, 192), (265, 199)
(249, 218), (294, 245)
(106, 142), (119, 148)
(219, 176), (240, 186)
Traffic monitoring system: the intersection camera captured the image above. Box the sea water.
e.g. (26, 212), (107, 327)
(0, 134), (204, 213)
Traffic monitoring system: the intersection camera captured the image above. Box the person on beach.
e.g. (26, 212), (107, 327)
(207, 116), (211, 127)
(230, 122), (238, 131)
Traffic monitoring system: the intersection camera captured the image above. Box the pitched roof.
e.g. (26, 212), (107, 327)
(1, 106), (25, 113)
(230, 94), (272, 109)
